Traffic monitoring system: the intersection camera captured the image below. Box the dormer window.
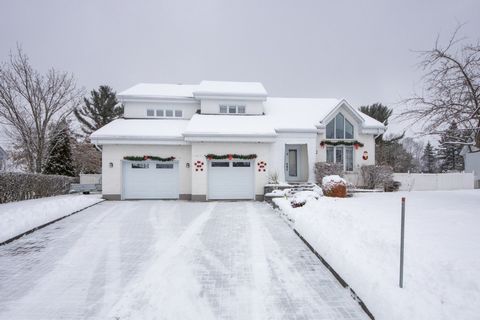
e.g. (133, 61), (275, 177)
(165, 110), (173, 117)
(219, 104), (247, 114)
(147, 108), (183, 118)
(147, 109), (154, 117)
(326, 113), (354, 139)
(156, 109), (164, 117)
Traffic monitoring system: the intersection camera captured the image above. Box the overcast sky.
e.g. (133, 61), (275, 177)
(1, 0), (479, 146)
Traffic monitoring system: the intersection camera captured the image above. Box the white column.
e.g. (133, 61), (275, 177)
(307, 138), (317, 183)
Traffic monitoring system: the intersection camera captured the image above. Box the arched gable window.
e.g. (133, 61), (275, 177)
(326, 113), (354, 139)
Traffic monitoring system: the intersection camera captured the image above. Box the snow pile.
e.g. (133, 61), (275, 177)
(264, 189), (287, 197)
(279, 190), (480, 320)
(0, 194), (103, 243)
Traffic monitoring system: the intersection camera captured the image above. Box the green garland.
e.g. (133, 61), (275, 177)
(320, 140), (364, 147)
(205, 153), (257, 160)
(124, 156), (176, 162)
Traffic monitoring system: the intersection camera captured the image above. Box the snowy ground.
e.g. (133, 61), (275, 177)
(274, 190), (480, 320)
(0, 194), (103, 243)
(0, 200), (368, 319)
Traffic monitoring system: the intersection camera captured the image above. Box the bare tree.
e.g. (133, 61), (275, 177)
(401, 25), (480, 147)
(0, 46), (83, 173)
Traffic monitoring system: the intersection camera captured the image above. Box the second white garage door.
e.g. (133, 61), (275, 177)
(123, 161), (179, 199)
(208, 160), (255, 200)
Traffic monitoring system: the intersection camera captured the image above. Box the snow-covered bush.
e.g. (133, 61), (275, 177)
(322, 175), (347, 197)
(267, 171), (280, 184)
(314, 162), (343, 185)
(0, 172), (75, 204)
(360, 165), (394, 189)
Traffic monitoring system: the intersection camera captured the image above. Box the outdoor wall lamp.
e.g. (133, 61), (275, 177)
(186, 162), (190, 168)
(109, 162), (113, 168)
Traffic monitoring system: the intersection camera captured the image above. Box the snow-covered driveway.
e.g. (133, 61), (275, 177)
(0, 201), (367, 320)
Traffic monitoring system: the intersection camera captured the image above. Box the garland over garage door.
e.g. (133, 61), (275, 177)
(123, 161), (179, 199)
(208, 160), (255, 200)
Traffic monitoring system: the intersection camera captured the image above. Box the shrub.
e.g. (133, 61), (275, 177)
(315, 162), (344, 185)
(0, 172), (76, 204)
(360, 165), (394, 189)
(322, 175), (347, 197)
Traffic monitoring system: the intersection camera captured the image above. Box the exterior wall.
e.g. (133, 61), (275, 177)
(393, 172), (474, 191)
(200, 99), (264, 115)
(190, 142), (271, 199)
(101, 144), (192, 198)
(123, 101), (199, 119)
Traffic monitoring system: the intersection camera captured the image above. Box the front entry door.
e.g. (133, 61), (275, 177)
(285, 146), (301, 182)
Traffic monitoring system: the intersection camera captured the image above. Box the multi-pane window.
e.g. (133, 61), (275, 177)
(146, 108), (183, 118)
(326, 113), (354, 139)
(326, 146), (354, 171)
(219, 105), (246, 114)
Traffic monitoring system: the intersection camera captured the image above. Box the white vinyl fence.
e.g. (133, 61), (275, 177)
(393, 172), (474, 191)
(79, 174), (102, 185)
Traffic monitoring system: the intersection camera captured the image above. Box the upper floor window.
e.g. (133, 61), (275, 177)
(146, 108), (183, 118)
(219, 105), (246, 114)
(326, 113), (354, 139)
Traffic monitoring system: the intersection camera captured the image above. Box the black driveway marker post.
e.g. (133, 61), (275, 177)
(399, 197), (406, 288)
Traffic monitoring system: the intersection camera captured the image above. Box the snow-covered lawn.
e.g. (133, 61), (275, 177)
(0, 194), (103, 243)
(274, 190), (480, 320)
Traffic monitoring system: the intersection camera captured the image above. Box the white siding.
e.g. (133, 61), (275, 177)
(123, 101), (199, 119)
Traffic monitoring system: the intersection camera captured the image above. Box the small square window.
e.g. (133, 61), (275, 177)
(175, 110), (182, 117)
(165, 110), (173, 117)
(233, 161), (250, 167)
(156, 109), (164, 117)
(211, 162), (229, 167)
(237, 106), (246, 114)
(156, 163), (174, 169)
(132, 163), (149, 169)
(220, 105), (227, 113)
(228, 106), (236, 113)
(146, 109), (154, 117)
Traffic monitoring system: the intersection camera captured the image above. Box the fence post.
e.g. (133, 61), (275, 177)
(399, 197), (406, 288)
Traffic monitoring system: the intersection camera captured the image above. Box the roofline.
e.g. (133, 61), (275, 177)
(118, 95), (196, 103)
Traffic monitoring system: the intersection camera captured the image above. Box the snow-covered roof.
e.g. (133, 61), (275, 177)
(90, 119), (189, 143)
(118, 83), (197, 100)
(183, 114), (276, 142)
(265, 98), (340, 132)
(194, 81), (267, 99)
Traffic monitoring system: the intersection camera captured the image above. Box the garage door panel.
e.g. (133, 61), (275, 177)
(208, 161), (254, 200)
(123, 161), (179, 199)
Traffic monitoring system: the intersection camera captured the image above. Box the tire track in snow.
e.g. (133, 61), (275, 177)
(109, 202), (216, 319)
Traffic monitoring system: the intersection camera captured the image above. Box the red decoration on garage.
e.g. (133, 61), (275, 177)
(194, 160), (204, 172)
(228, 154), (233, 160)
(257, 161), (267, 172)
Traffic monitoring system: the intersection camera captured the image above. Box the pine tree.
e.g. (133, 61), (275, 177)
(43, 120), (75, 176)
(421, 141), (437, 173)
(74, 85), (123, 135)
(437, 122), (465, 172)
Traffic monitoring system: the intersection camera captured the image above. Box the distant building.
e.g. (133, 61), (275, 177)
(0, 146), (7, 171)
(461, 145), (480, 188)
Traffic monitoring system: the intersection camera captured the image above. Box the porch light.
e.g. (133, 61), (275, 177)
(186, 162), (190, 168)
(109, 162), (113, 168)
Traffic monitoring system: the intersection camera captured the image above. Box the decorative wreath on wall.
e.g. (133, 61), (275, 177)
(205, 154), (257, 160)
(257, 161), (267, 172)
(320, 140), (364, 150)
(123, 156), (176, 162)
(194, 160), (205, 171)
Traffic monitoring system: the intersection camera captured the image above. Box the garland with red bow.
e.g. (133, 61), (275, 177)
(124, 155), (176, 162)
(205, 153), (257, 160)
(320, 140), (364, 149)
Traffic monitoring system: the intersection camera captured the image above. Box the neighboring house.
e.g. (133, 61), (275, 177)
(90, 81), (385, 200)
(0, 146), (7, 171)
(461, 145), (480, 188)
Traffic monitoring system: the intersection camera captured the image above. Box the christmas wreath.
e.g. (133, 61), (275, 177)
(320, 140), (364, 149)
(205, 153), (257, 160)
(124, 155), (176, 162)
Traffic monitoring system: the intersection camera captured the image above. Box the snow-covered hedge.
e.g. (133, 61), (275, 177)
(0, 172), (75, 204)
(360, 165), (394, 189)
(314, 162), (343, 185)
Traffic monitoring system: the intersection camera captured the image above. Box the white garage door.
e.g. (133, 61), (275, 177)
(208, 160), (255, 200)
(123, 161), (179, 199)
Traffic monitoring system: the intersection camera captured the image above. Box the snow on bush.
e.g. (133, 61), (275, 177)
(322, 175), (347, 197)
(0, 172), (75, 204)
(314, 162), (344, 185)
(360, 165), (394, 189)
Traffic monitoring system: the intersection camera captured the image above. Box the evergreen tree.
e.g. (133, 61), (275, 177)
(74, 85), (123, 135)
(421, 141), (437, 173)
(437, 122), (465, 172)
(359, 103), (393, 144)
(43, 120), (75, 176)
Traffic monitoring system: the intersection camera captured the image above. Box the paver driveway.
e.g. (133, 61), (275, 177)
(0, 201), (368, 320)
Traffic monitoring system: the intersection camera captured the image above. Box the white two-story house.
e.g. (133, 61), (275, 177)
(90, 81), (385, 200)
